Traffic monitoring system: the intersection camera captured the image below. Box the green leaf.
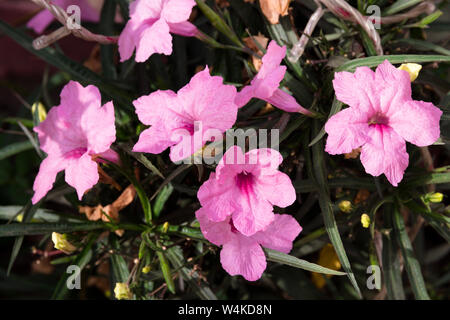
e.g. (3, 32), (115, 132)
(153, 184), (174, 218)
(402, 172), (450, 188)
(390, 39), (450, 56)
(165, 246), (217, 300)
(0, 221), (105, 237)
(382, 223), (406, 299)
(310, 121), (362, 298)
(416, 10), (443, 28)
(0, 141), (33, 161)
(156, 250), (176, 294)
(51, 232), (98, 299)
(264, 248), (346, 276)
(392, 203), (430, 300)
(99, 0), (118, 79)
(6, 201), (41, 276)
(123, 148), (164, 179)
(309, 98), (342, 147)
(336, 55), (450, 72)
(0, 206), (86, 223)
(384, 0), (424, 15)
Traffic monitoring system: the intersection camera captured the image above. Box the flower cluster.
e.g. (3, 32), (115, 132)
(30, 0), (443, 283)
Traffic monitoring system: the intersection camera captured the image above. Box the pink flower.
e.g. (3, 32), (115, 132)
(197, 146), (296, 236)
(118, 0), (198, 63)
(196, 209), (302, 281)
(325, 60), (442, 186)
(235, 40), (312, 115)
(133, 67), (238, 162)
(32, 81), (116, 204)
(27, 0), (100, 34)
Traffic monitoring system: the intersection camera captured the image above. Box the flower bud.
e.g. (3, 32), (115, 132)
(361, 213), (371, 228)
(338, 200), (352, 213)
(114, 282), (132, 300)
(31, 102), (47, 122)
(162, 221), (169, 233)
(398, 63), (422, 82)
(51, 232), (76, 254)
(427, 192), (444, 203)
(142, 266), (151, 274)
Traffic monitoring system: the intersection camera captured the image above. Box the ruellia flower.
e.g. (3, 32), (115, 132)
(32, 81), (116, 204)
(235, 40), (312, 115)
(133, 67), (238, 162)
(196, 209), (302, 281)
(27, 0), (100, 34)
(197, 146), (296, 236)
(118, 0), (198, 63)
(325, 60), (442, 186)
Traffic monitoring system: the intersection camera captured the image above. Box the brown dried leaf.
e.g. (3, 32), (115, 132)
(243, 34), (268, 71)
(260, 0), (291, 24)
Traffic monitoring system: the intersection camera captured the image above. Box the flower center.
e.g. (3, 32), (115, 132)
(229, 219), (238, 234)
(368, 113), (389, 126)
(64, 147), (87, 159)
(235, 171), (254, 196)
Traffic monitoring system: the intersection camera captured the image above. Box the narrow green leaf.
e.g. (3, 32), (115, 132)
(402, 172), (450, 188)
(391, 39), (450, 56)
(382, 223), (406, 299)
(156, 250), (176, 294)
(99, 0), (118, 79)
(0, 206), (86, 223)
(264, 248), (346, 275)
(384, 0), (424, 15)
(336, 54), (450, 72)
(310, 121), (362, 298)
(153, 184), (174, 218)
(166, 246), (217, 300)
(0, 221), (105, 237)
(0, 141), (33, 161)
(309, 98), (343, 146)
(392, 203), (430, 300)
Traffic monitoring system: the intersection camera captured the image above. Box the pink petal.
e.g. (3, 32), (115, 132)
(389, 100), (442, 147)
(133, 125), (173, 154)
(118, 19), (139, 62)
(266, 88), (304, 113)
(332, 66), (377, 114)
(216, 146), (246, 180)
(27, 9), (54, 34)
(168, 21), (198, 37)
(135, 19), (172, 62)
(235, 85), (255, 108)
(245, 148), (283, 173)
(232, 189), (275, 237)
(195, 207), (233, 245)
(169, 131), (201, 162)
(197, 172), (236, 222)
(251, 214), (302, 253)
(133, 90), (179, 126)
(252, 65), (286, 100)
(162, 0), (196, 24)
(65, 152), (99, 200)
(360, 125), (409, 186)
(32, 156), (66, 204)
(130, 0), (162, 22)
(325, 107), (370, 155)
(220, 234), (266, 281)
(258, 41), (286, 79)
(84, 101), (116, 155)
(254, 171), (296, 208)
(96, 149), (120, 164)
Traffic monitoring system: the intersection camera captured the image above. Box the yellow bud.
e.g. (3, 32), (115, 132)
(162, 221), (169, 233)
(311, 244), (341, 289)
(142, 266), (151, 274)
(361, 213), (371, 228)
(51, 232), (76, 254)
(428, 192), (444, 203)
(398, 63), (422, 82)
(114, 282), (132, 300)
(31, 102), (47, 122)
(338, 200), (352, 213)
(16, 214), (23, 222)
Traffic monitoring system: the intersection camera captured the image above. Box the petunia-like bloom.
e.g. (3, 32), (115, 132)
(27, 0), (100, 34)
(196, 209), (302, 281)
(32, 81), (116, 204)
(133, 67), (238, 162)
(325, 60), (442, 186)
(197, 146), (296, 236)
(118, 0), (198, 63)
(235, 40), (312, 115)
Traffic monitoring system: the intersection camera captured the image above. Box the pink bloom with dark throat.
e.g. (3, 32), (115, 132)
(133, 67), (238, 162)
(118, 0), (197, 63)
(32, 81), (116, 204)
(197, 146), (296, 236)
(235, 40), (312, 115)
(325, 60), (442, 186)
(196, 209), (302, 281)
